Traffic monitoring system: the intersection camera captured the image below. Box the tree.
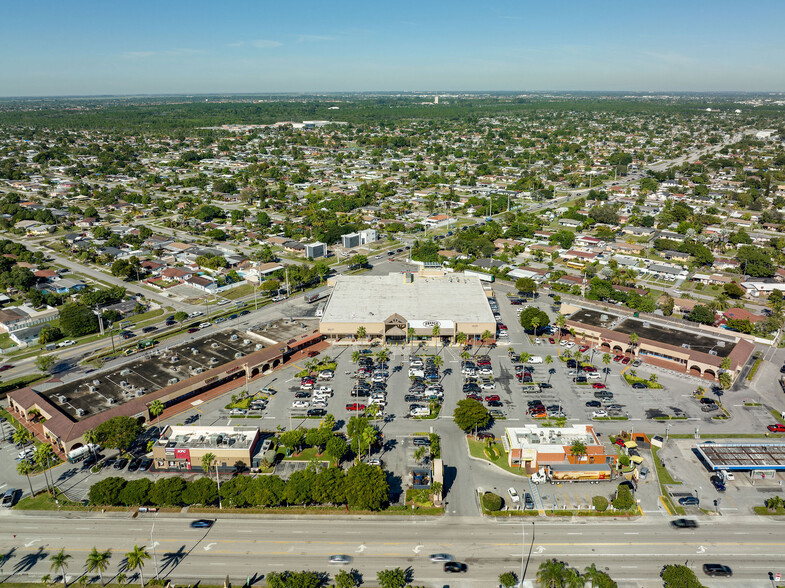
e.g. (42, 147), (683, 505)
(125, 545), (150, 588)
(13, 427), (31, 446)
(118, 479), (152, 506)
(628, 332), (639, 353)
(453, 398), (490, 432)
(407, 327), (416, 346)
(724, 282), (746, 299)
(455, 331), (467, 346)
(34, 443), (55, 496)
(660, 564), (704, 588)
(687, 304), (716, 325)
(431, 323), (441, 340)
(344, 462), (388, 510)
(515, 277), (537, 297)
(326, 435), (349, 464)
(612, 484), (635, 510)
(89, 477), (127, 506)
(35, 354), (56, 374)
(537, 559), (569, 588)
(349, 254), (368, 268)
(16, 458), (35, 499)
(150, 477), (186, 506)
(376, 568), (407, 588)
(148, 400), (164, 431)
(602, 353), (611, 381)
(50, 548), (72, 587)
(93, 416), (142, 451)
(719, 371), (732, 390)
(59, 303), (99, 337)
(173, 311), (188, 325)
(555, 313), (567, 341)
(519, 306), (550, 333)
(86, 548), (112, 586)
(334, 569), (361, 588)
(499, 572), (518, 588)
(570, 440), (587, 463)
(182, 477), (218, 506)
(38, 325), (62, 345)
(356, 326), (366, 340)
(481, 329), (493, 345)
(201, 452), (216, 474)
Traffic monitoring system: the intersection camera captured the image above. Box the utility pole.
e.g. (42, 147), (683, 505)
(151, 517), (160, 580)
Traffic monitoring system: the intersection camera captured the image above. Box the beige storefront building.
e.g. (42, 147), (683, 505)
(319, 269), (497, 345)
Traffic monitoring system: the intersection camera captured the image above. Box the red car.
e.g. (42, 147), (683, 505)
(579, 345), (590, 353)
(497, 324), (508, 331)
(345, 403), (366, 411)
(485, 395), (500, 402)
(187, 327), (199, 333)
(613, 355), (623, 362)
(615, 438), (626, 447)
(548, 338), (556, 344)
(582, 366), (597, 373)
(768, 424), (785, 433)
(0, 364), (13, 372)
(592, 383), (606, 389)
(621, 357), (631, 364)
(466, 393), (482, 401)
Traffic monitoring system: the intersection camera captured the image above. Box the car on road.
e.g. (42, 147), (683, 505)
(240, 310), (250, 316)
(671, 518), (698, 529)
(58, 339), (77, 347)
(329, 555), (352, 565)
(142, 326), (157, 333)
(0, 364), (14, 372)
(702, 564), (732, 577)
(592, 409), (608, 418)
(768, 424), (785, 433)
(678, 496), (700, 506)
(198, 322), (211, 329)
(429, 553), (453, 563)
(187, 327), (199, 333)
(444, 562), (468, 573)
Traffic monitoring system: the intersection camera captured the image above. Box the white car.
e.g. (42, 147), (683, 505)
(480, 379), (495, 390)
(58, 339), (76, 347)
(315, 386), (333, 394)
(198, 322), (211, 329)
(462, 368), (476, 377)
(292, 400), (310, 409)
(507, 487), (521, 508)
(565, 342), (575, 348)
(587, 372), (601, 380)
(229, 408), (247, 415)
(478, 367), (493, 376)
(368, 398), (387, 408)
(371, 374), (386, 383)
(559, 339), (569, 347)
(592, 409), (608, 418)
(534, 338), (541, 344)
(318, 370), (334, 380)
(312, 393), (331, 402)
(311, 400), (328, 409)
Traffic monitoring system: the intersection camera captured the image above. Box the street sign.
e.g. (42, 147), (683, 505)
(776, 572), (781, 581)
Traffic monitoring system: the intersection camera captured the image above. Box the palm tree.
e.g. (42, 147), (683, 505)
(116, 572), (127, 585)
(355, 326), (366, 341)
(407, 327), (416, 347)
(455, 331), (467, 346)
(602, 352), (612, 382)
(628, 369), (637, 378)
(432, 355), (444, 369)
(42, 574), (51, 585)
(201, 452), (216, 475)
(570, 440), (588, 464)
(530, 317), (541, 337)
(555, 314), (567, 342)
(125, 545), (150, 588)
(562, 349), (572, 360)
(431, 324), (441, 344)
(544, 355), (554, 382)
(648, 373), (658, 384)
(351, 350), (361, 363)
(83, 428), (99, 461)
(34, 443), (55, 496)
(13, 427), (31, 446)
(50, 548), (72, 587)
(375, 348), (390, 363)
(563, 567), (585, 588)
(481, 329), (493, 347)
(86, 548), (112, 586)
(766, 496), (784, 511)
(537, 559), (568, 588)
(582, 563), (608, 588)
(520, 352), (531, 365)
(16, 458), (35, 499)
(628, 333), (639, 356)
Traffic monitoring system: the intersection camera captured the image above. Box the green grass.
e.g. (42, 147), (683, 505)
(770, 409), (785, 424)
(14, 488), (83, 511)
(653, 416), (688, 421)
(0, 332), (16, 349)
(221, 283), (255, 300)
(467, 438), (528, 476)
(651, 446), (681, 485)
(594, 416), (629, 421)
(754, 506), (785, 515)
(623, 373), (663, 389)
(282, 447), (325, 461)
(747, 358), (763, 381)
(0, 374), (48, 395)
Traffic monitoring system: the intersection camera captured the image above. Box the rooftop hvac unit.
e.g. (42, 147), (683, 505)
(709, 350), (718, 356)
(717, 341), (726, 347)
(107, 398), (115, 405)
(57, 395), (67, 403)
(168, 378), (179, 385)
(230, 334), (239, 341)
(243, 339), (250, 345)
(643, 321), (650, 328)
(681, 343), (690, 349)
(194, 367), (204, 374)
(235, 352), (244, 359)
(76, 408), (86, 416)
(255, 343), (263, 351)
(170, 356), (179, 363)
(210, 357), (218, 364)
(88, 386), (97, 393)
(211, 342), (220, 348)
(120, 381), (128, 388)
(92, 379), (100, 386)
(135, 390), (144, 397)
(120, 369), (131, 376)
(192, 349), (198, 355)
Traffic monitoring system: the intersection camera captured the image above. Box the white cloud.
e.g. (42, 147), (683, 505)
(251, 39), (283, 48)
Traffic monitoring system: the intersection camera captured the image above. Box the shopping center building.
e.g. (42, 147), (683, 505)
(318, 268), (497, 345)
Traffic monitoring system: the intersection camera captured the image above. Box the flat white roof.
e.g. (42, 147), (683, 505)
(321, 272), (496, 324)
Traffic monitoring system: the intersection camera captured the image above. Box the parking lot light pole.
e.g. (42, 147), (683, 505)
(665, 423), (671, 441)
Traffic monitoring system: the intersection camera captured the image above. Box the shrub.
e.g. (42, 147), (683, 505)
(592, 495), (609, 512)
(482, 491), (502, 512)
(499, 572), (518, 587)
(612, 484), (635, 510)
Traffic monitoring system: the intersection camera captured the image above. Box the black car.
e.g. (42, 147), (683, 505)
(190, 519), (214, 528)
(710, 475), (726, 492)
(678, 496), (700, 506)
(632, 383), (647, 389)
(671, 518), (698, 529)
(139, 458), (152, 472)
(702, 564), (732, 577)
(524, 492), (535, 510)
(114, 458), (128, 470)
(586, 400), (602, 408)
(127, 457), (142, 472)
(487, 400), (503, 407)
(295, 391), (311, 399)
(142, 326), (157, 333)
(351, 389), (370, 397)
(413, 437), (430, 446)
(228, 314), (238, 320)
(240, 310), (250, 316)
(165, 320), (176, 326)
(307, 408), (327, 417)
(103, 457), (117, 469)
(539, 383), (553, 389)
(780, 364), (785, 374)
(444, 562), (468, 573)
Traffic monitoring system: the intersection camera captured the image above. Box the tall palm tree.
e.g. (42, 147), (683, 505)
(537, 559), (568, 588)
(544, 355), (554, 382)
(34, 443), (55, 496)
(431, 355), (444, 369)
(13, 427), (31, 446)
(555, 314), (567, 341)
(83, 428), (99, 461)
(431, 324), (441, 344)
(86, 548), (112, 586)
(582, 563), (606, 588)
(125, 545), (150, 588)
(50, 548), (72, 587)
(16, 458), (35, 499)
(375, 348), (390, 363)
(520, 352), (531, 365)
(481, 330), (493, 348)
(201, 452), (216, 475)
(570, 440), (588, 464)
(563, 567), (586, 588)
(628, 333), (639, 356)
(355, 326), (366, 341)
(351, 350), (361, 363)
(407, 327), (416, 347)
(455, 331), (467, 346)
(530, 317), (540, 337)
(602, 352), (612, 382)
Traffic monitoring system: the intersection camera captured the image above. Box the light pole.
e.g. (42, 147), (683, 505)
(665, 423), (671, 441)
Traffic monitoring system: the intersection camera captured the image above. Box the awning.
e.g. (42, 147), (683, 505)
(629, 455), (644, 465)
(385, 326), (406, 336)
(624, 440), (638, 449)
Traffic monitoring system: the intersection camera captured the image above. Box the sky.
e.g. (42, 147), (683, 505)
(1, 0), (784, 96)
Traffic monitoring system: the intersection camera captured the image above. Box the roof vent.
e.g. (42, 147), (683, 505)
(92, 379), (100, 386)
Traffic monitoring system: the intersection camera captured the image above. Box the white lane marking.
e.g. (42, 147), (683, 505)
(204, 542), (217, 551)
(25, 539), (41, 547)
(356, 544), (367, 553)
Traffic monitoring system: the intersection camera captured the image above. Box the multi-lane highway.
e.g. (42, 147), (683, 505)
(0, 513), (780, 586)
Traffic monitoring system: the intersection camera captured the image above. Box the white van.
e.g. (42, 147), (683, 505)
(529, 356), (543, 364)
(409, 406), (430, 417)
(409, 368), (425, 378)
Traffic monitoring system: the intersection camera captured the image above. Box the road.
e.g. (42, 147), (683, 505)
(0, 512), (779, 586)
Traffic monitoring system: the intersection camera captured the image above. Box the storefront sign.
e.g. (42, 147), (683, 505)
(408, 319), (455, 330)
(174, 448), (190, 460)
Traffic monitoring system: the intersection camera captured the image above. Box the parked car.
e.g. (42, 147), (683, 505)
(586, 400), (602, 408)
(768, 424), (785, 433)
(127, 457), (142, 472)
(592, 410), (608, 418)
(632, 382), (647, 389)
(678, 496), (700, 506)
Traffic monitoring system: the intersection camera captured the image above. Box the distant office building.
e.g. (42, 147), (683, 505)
(305, 242), (327, 258)
(341, 229), (378, 249)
